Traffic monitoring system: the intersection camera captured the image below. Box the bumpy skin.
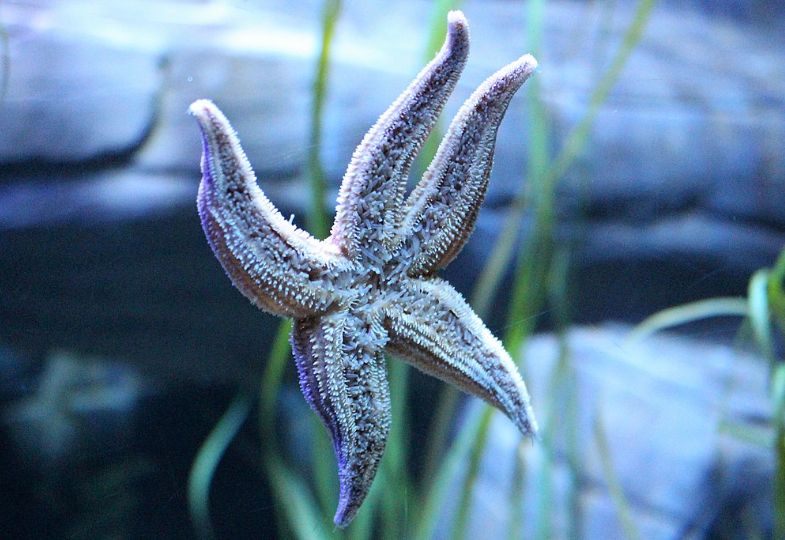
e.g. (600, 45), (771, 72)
(191, 10), (538, 528)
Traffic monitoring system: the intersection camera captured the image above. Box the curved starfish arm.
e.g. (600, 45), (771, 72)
(384, 277), (537, 436)
(191, 99), (347, 318)
(330, 11), (469, 263)
(401, 54), (538, 277)
(291, 313), (391, 528)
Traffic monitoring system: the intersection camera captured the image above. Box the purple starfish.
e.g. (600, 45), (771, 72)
(190, 10), (538, 527)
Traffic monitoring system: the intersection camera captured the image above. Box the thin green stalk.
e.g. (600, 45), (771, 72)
(348, 486), (377, 540)
(749, 270), (775, 363)
(594, 412), (641, 540)
(769, 249), (785, 326)
(560, 344), (582, 540)
(266, 455), (331, 540)
(504, 229), (551, 352)
(413, 406), (485, 540)
(472, 0), (549, 320)
(507, 444), (527, 540)
(532, 441), (554, 540)
(474, 0), (657, 312)
(259, 320), (293, 443)
(502, 65), (553, 351)
(259, 320), (331, 539)
(420, 387), (459, 491)
(772, 364), (785, 540)
(449, 408), (494, 540)
(311, 415), (338, 519)
(532, 333), (576, 540)
(188, 391), (253, 540)
(307, 0), (342, 238)
(381, 360), (412, 539)
(535, 249), (576, 540)
(257, 319), (333, 540)
(766, 250), (785, 538)
(626, 297), (749, 343)
(550, 0), (656, 185)
(424, 0), (464, 62)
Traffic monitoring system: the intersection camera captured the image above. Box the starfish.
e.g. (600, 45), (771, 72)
(190, 10), (537, 528)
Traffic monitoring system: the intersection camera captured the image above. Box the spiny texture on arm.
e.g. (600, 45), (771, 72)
(330, 11), (469, 263)
(191, 100), (348, 317)
(385, 277), (537, 436)
(291, 313), (391, 527)
(400, 54), (538, 277)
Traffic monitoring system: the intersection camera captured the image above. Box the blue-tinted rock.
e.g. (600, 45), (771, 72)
(3, 352), (142, 468)
(438, 325), (772, 539)
(0, 5), (160, 163)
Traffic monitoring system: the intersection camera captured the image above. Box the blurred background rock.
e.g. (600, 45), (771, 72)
(0, 0), (782, 537)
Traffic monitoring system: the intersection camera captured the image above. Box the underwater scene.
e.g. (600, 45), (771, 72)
(1, 0), (784, 538)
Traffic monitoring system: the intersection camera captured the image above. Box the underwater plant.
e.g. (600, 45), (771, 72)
(630, 248), (785, 539)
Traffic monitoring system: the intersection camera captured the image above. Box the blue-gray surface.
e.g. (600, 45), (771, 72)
(438, 325), (772, 539)
(1, 0), (783, 381)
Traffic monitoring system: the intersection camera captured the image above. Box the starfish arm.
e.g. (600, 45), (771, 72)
(191, 99), (348, 318)
(400, 55), (538, 277)
(329, 11), (469, 263)
(291, 312), (391, 528)
(384, 277), (537, 436)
